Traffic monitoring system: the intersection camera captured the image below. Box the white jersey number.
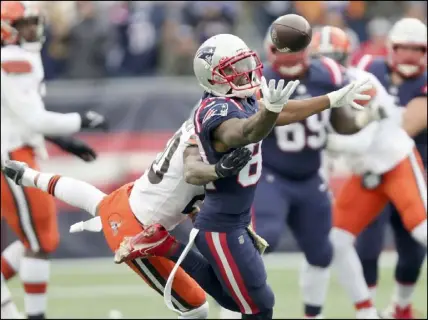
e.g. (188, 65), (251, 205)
(275, 111), (329, 152)
(237, 143), (262, 187)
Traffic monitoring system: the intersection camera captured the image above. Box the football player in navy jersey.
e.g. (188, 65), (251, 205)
(109, 33), (372, 320)
(355, 18), (427, 319)
(246, 27), (362, 319)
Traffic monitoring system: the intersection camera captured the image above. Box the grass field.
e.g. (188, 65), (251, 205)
(7, 252), (427, 319)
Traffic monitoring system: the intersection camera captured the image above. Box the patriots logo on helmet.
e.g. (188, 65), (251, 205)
(197, 46), (216, 65)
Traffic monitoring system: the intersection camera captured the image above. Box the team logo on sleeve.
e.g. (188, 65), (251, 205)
(202, 103), (229, 124)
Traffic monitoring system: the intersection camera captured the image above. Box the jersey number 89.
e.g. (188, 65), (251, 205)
(274, 111), (329, 152)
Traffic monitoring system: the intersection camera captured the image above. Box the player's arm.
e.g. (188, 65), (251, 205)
(183, 136), (251, 185)
(1, 66), (107, 135)
(214, 78), (299, 149)
(213, 101), (281, 149)
(402, 96), (427, 137)
(45, 136), (97, 162)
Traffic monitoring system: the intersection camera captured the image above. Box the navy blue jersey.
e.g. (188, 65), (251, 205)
(262, 57), (346, 179)
(360, 56), (427, 164)
(193, 92), (261, 231)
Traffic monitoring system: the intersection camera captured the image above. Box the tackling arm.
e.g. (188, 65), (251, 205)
(183, 145), (218, 186)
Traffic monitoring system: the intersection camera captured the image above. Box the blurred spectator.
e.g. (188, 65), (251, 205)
(160, 1), (240, 75)
(249, 1), (295, 38)
(106, 1), (167, 77)
(63, 1), (108, 79)
(319, 10), (360, 51)
(39, 1), (76, 80)
(350, 17), (391, 66)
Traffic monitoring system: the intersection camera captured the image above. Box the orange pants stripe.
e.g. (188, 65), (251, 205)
(98, 183), (206, 310)
(334, 149), (427, 235)
(1, 146), (58, 253)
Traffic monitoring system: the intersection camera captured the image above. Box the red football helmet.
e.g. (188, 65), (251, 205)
(1, 1), (44, 47)
(387, 18), (427, 78)
(264, 25), (310, 78)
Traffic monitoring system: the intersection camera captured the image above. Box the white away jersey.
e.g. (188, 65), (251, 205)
(1, 45), (48, 158)
(129, 120), (205, 230)
(1, 45), (82, 159)
(327, 67), (414, 174)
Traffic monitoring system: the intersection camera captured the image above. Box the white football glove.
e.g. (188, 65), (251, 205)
(327, 77), (374, 110)
(260, 76), (300, 113)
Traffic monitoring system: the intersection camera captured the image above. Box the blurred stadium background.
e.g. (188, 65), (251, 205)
(1, 0), (427, 318)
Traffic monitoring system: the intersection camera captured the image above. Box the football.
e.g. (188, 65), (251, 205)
(270, 14), (312, 53)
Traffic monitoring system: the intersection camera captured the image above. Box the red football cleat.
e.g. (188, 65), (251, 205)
(393, 305), (415, 319)
(114, 224), (177, 264)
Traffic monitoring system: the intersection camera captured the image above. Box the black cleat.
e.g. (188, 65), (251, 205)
(2, 160), (28, 185)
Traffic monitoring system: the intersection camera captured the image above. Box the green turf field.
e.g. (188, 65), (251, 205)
(7, 252), (427, 319)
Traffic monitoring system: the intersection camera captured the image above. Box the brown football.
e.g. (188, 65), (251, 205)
(270, 14), (312, 53)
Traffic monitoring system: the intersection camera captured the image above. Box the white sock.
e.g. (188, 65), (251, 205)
(22, 168), (106, 216)
(19, 257), (50, 316)
(1, 241), (25, 280)
(411, 220), (427, 247)
(299, 261), (330, 311)
(219, 306), (241, 319)
(1, 273), (21, 319)
(393, 283), (415, 309)
(330, 229), (373, 309)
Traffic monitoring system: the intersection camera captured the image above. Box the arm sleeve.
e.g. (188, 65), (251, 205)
(1, 69), (82, 136)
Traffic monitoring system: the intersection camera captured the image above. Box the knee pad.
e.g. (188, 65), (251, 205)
(178, 301), (209, 319)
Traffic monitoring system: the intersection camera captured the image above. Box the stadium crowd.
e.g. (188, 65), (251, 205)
(39, 0), (427, 80)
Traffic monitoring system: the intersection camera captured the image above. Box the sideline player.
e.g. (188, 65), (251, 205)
(310, 26), (426, 319)
(1, 2), (108, 319)
(355, 18), (427, 319)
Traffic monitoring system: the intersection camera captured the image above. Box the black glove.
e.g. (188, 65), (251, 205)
(215, 147), (252, 178)
(46, 136), (97, 162)
(80, 111), (109, 131)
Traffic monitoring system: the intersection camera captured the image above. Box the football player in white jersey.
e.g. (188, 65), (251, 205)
(2, 118), (252, 319)
(310, 26), (427, 319)
(1, 2), (107, 319)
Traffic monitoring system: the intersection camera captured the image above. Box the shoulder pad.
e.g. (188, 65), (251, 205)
(194, 97), (244, 133)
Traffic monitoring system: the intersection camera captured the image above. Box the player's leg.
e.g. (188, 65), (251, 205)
(127, 257), (210, 319)
(251, 167), (289, 251)
(1, 240), (25, 282)
(382, 209), (426, 319)
(217, 167), (288, 319)
(287, 174), (333, 319)
(331, 174), (388, 318)
(355, 210), (389, 301)
(98, 186), (220, 319)
(1, 151), (61, 319)
(195, 228), (275, 319)
(381, 152), (427, 318)
(1, 273), (22, 319)
(0, 240), (25, 319)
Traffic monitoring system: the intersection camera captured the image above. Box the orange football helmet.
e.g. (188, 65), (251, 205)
(310, 26), (352, 66)
(1, 1), (44, 45)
